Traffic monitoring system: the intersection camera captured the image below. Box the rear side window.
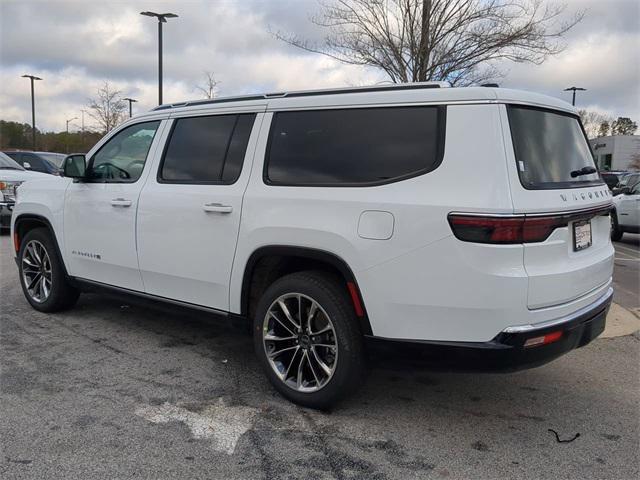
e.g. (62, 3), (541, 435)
(160, 113), (256, 184)
(507, 105), (603, 190)
(265, 106), (445, 186)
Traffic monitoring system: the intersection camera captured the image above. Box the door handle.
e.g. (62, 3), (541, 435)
(111, 198), (132, 207)
(203, 203), (233, 214)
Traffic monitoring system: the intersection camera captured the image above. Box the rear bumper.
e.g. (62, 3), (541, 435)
(365, 287), (613, 372)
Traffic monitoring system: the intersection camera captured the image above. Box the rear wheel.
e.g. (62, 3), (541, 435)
(611, 212), (623, 241)
(18, 228), (80, 312)
(253, 271), (366, 409)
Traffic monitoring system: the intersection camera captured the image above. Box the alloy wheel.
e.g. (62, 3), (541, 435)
(21, 240), (52, 303)
(262, 293), (338, 393)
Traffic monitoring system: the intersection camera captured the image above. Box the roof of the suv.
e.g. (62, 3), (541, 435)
(135, 82), (576, 121)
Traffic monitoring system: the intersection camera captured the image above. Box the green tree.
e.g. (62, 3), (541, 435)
(597, 121), (610, 137)
(611, 117), (638, 136)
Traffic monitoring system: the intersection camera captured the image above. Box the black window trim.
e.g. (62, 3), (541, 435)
(506, 103), (605, 191)
(85, 120), (162, 184)
(262, 105), (447, 188)
(156, 113), (257, 185)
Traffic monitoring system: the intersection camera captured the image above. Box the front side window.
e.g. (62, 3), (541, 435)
(159, 113), (255, 184)
(88, 121), (160, 183)
(507, 106), (603, 189)
(265, 106), (445, 186)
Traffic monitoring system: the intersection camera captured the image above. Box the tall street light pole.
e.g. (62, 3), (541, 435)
(22, 74), (42, 150)
(140, 11), (178, 105)
(123, 97), (138, 118)
(564, 86), (586, 106)
(66, 117), (78, 135)
(66, 117), (78, 154)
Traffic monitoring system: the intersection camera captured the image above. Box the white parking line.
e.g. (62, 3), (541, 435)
(614, 250), (638, 260)
(615, 257), (640, 262)
(614, 244), (640, 257)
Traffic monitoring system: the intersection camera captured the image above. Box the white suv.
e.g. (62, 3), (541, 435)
(11, 83), (614, 408)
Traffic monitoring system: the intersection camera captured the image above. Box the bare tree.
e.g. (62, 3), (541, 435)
(195, 71), (220, 99)
(87, 82), (127, 134)
(629, 153), (640, 171)
(275, 0), (583, 85)
(579, 109), (613, 139)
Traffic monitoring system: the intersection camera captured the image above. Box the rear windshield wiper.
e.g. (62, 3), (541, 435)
(570, 166), (597, 178)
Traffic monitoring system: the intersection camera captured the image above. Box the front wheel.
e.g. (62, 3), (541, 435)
(253, 271), (366, 409)
(18, 228), (80, 312)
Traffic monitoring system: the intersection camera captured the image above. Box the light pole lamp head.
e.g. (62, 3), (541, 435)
(140, 11), (178, 22)
(22, 74), (43, 81)
(122, 97), (138, 103)
(564, 86), (586, 92)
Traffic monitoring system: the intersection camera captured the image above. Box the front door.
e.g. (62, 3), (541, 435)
(64, 120), (165, 290)
(137, 111), (262, 310)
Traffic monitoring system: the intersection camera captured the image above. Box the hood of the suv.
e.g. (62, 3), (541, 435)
(0, 169), (51, 182)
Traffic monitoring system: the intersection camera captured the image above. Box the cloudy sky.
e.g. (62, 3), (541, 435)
(0, 0), (638, 132)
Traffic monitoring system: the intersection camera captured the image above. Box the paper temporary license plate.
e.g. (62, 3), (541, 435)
(573, 220), (592, 251)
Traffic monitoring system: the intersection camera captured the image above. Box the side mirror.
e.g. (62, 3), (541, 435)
(23, 161), (32, 169)
(621, 186), (632, 195)
(61, 154), (86, 179)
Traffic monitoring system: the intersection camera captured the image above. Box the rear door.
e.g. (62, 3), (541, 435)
(501, 104), (613, 309)
(137, 108), (264, 311)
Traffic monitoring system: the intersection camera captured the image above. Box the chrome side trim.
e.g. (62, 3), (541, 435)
(450, 203), (612, 219)
(502, 287), (613, 334)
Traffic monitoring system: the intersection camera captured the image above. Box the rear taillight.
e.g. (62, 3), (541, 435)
(448, 214), (568, 244)
(448, 205), (612, 245)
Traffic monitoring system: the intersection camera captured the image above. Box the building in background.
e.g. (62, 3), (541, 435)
(590, 135), (640, 171)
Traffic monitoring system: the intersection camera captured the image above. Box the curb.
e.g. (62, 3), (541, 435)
(601, 302), (640, 338)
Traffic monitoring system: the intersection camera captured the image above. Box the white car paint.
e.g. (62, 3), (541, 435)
(613, 183), (640, 231)
(11, 84), (615, 344)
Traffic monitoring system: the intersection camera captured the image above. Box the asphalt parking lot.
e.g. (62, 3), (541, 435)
(1, 232), (639, 480)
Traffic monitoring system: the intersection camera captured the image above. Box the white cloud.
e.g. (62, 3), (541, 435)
(0, 0), (638, 133)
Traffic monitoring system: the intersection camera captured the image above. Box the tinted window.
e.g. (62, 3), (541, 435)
(266, 107), (444, 185)
(160, 113), (255, 183)
(38, 152), (66, 167)
(88, 121), (160, 183)
(22, 154), (46, 172)
(508, 106), (602, 189)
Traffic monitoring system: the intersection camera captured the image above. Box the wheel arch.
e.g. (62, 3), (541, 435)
(240, 245), (372, 335)
(13, 214), (69, 276)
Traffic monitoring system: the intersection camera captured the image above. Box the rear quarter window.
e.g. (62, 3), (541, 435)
(265, 106), (445, 186)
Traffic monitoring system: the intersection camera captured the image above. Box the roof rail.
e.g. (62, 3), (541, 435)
(152, 81), (450, 111)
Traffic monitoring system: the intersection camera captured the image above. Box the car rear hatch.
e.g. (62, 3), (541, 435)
(504, 104), (614, 309)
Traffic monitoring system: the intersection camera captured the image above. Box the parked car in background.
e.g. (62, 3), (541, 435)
(0, 152), (50, 229)
(600, 171), (626, 190)
(612, 172), (640, 196)
(611, 181), (640, 240)
(2, 151), (66, 175)
(10, 84), (614, 408)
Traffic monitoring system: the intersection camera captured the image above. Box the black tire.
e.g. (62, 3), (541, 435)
(611, 212), (623, 241)
(18, 228), (80, 312)
(253, 271), (366, 409)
